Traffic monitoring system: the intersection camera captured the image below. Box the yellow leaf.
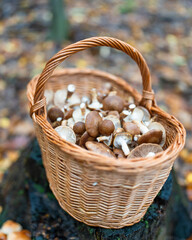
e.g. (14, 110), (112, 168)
(0, 118), (10, 128)
(186, 172), (192, 185)
(76, 59), (88, 69)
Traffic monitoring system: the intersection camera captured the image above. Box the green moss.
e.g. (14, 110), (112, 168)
(145, 220), (149, 229)
(47, 192), (55, 200)
(33, 183), (45, 193)
(18, 189), (24, 195)
(88, 227), (94, 235)
(119, 0), (136, 14)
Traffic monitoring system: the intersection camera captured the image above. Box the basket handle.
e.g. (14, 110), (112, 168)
(31, 36), (155, 118)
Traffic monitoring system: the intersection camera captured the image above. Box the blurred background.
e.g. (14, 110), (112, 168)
(0, 0), (192, 233)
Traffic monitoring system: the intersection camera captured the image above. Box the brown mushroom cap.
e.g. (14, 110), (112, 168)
(7, 230), (31, 240)
(47, 107), (64, 123)
(113, 148), (125, 158)
(138, 129), (162, 145)
(127, 143), (163, 159)
(99, 119), (115, 136)
(103, 95), (124, 113)
(0, 233), (7, 240)
(123, 122), (140, 136)
(85, 141), (115, 158)
(73, 121), (86, 135)
(108, 111), (120, 118)
(85, 111), (102, 137)
(79, 131), (95, 147)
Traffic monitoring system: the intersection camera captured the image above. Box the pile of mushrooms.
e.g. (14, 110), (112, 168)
(0, 220), (31, 240)
(45, 83), (166, 159)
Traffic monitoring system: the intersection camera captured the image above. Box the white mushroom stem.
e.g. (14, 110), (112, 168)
(97, 136), (110, 142)
(88, 88), (103, 110)
(132, 120), (149, 134)
(81, 96), (90, 105)
(120, 140), (130, 156)
(66, 84), (76, 100)
(80, 102), (86, 116)
(146, 152), (156, 157)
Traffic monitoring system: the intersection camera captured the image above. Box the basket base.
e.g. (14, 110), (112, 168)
(2, 139), (186, 240)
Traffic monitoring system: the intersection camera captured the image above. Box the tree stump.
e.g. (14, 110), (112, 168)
(0, 139), (191, 240)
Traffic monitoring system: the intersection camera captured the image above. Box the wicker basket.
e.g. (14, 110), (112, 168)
(27, 37), (185, 229)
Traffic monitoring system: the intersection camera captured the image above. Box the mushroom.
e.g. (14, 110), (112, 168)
(138, 129), (162, 145)
(0, 220), (22, 235)
(113, 132), (132, 156)
(123, 122), (140, 136)
(97, 82), (113, 101)
(44, 89), (54, 105)
(88, 88), (103, 110)
(124, 96), (135, 108)
(113, 148), (125, 158)
(104, 115), (121, 130)
(99, 119), (115, 136)
(54, 89), (67, 108)
(120, 110), (131, 120)
(108, 111), (120, 118)
(73, 121), (86, 135)
(85, 111), (102, 137)
(132, 120), (149, 134)
(127, 143), (163, 159)
(66, 84), (76, 100)
(114, 127), (124, 135)
(131, 107), (144, 121)
(81, 96), (91, 105)
(55, 126), (76, 144)
(128, 103), (136, 110)
(47, 107), (64, 123)
(103, 95), (124, 113)
(64, 108), (74, 120)
(137, 106), (151, 122)
(51, 120), (61, 129)
(85, 141), (115, 158)
(72, 103), (90, 122)
(123, 106), (150, 123)
(67, 118), (75, 129)
(97, 134), (113, 147)
(0, 233), (7, 240)
(67, 93), (81, 107)
(7, 230), (31, 240)
(79, 131), (95, 147)
(148, 122), (166, 147)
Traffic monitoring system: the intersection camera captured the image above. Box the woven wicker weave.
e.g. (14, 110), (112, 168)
(27, 37), (185, 229)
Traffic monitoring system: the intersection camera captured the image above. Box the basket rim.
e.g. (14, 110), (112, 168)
(27, 68), (186, 170)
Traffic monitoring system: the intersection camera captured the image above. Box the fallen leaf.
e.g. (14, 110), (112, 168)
(0, 118), (10, 129)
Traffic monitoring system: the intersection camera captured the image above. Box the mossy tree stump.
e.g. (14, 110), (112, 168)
(0, 139), (191, 239)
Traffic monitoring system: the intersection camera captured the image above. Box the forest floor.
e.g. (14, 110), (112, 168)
(0, 0), (192, 217)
